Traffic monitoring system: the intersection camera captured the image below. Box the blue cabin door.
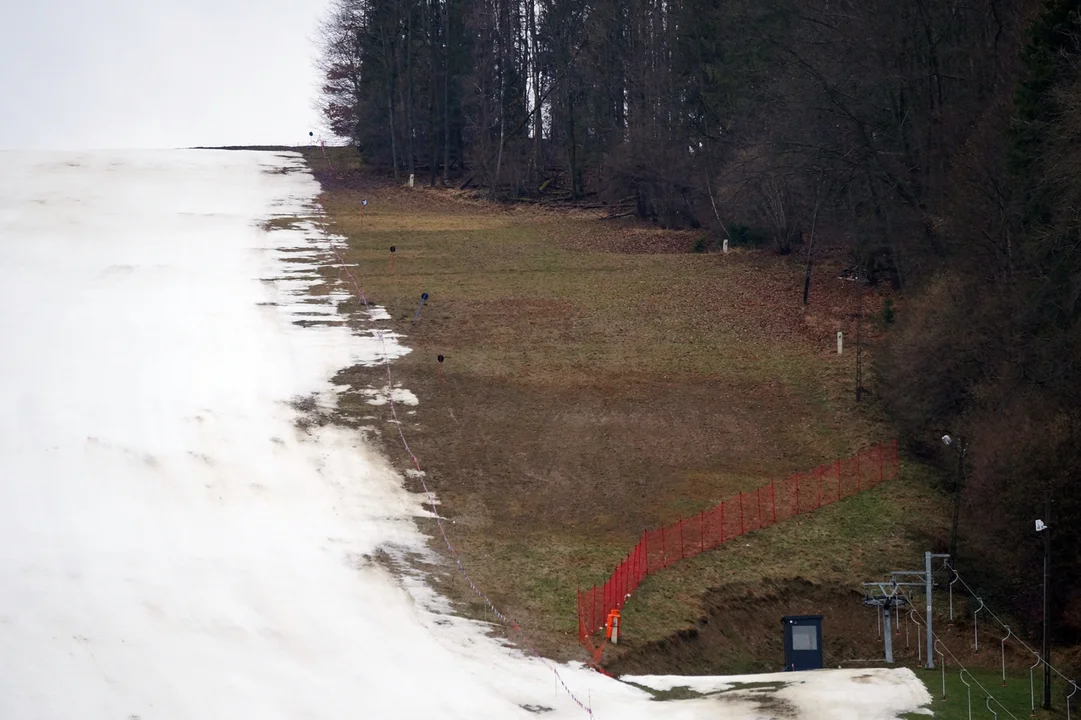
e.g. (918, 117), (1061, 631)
(783, 617), (823, 670)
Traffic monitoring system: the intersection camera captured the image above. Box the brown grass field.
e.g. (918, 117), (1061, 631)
(294, 146), (952, 671)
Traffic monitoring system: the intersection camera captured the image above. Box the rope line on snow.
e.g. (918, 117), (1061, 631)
(312, 211), (595, 717)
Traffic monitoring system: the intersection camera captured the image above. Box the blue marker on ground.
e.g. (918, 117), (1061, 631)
(412, 292), (429, 324)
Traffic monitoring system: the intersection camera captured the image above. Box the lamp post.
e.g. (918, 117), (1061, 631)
(856, 270), (864, 402)
(839, 267), (867, 402)
(941, 434), (967, 563)
(1036, 498), (1052, 711)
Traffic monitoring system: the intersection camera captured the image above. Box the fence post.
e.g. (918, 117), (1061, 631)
(577, 586), (582, 641)
(622, 558), (627, 606)
(700, 510), (705, 553)
(720, 502), (725, 543)
(661, 525), (667, 567)
(637, 540), (643, 585)
(623, 560), (627, 602)
(796, 475), (801, 514)
(771, 481), (777, 523)
(739, 492), (745, 535)
(635, 531), (644, 579)
(679, 515), (685, 559)
(592, 584), (597, 633)
(643, 530), (648, 576)
(836, 459), (842, 499)
(642, 534), (647, 581)
(636, 536), (642, 585)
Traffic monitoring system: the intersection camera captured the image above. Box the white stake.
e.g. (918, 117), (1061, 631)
(1030, 650), (1042, 715)
(974, 597), (984, 652)
(960, 669), (973, 720)
(1001, 626), (1012, 686)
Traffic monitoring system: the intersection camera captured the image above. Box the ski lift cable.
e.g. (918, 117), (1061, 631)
(946, 561), (1077, 686)
(895, 585), (1023, 720)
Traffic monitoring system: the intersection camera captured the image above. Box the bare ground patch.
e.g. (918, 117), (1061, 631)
(306, 161), (948, 666)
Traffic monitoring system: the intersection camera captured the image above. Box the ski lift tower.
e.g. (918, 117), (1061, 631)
(863, 581), (919, 663)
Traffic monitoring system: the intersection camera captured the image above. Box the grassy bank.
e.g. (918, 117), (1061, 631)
(301, 146), (950, 667)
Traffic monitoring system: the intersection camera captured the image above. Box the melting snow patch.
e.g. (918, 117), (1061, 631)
(360, 386), (419, 407)
(623, 668), (932, 719)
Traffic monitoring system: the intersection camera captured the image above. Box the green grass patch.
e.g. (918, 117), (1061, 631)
(905, 667), (1074, 719)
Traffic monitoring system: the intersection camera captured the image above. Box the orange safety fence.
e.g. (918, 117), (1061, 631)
(576, 440), (899, 655)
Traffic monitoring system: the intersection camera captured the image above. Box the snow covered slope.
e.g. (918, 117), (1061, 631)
(0, 149), (931, 719)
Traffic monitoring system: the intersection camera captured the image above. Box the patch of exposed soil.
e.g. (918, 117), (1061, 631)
(605, 578), (887, 676)
(604, 576), (1048, 677)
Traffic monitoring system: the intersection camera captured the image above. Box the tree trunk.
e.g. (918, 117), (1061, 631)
(493, 0), (508, 199)
(406, 6), (416, 179)
(379, 23), (399, 180)
(802, 204), (820, 305)
(567, 91), (580, 200)
(442, 0), (451, 183)
(528, 0), (541, 185)
(429, 0), (438, 185)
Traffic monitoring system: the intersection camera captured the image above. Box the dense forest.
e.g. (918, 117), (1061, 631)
(318, 0), (1081, 647)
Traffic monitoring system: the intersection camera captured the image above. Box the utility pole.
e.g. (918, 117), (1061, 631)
(925, 551), (949, 669)
(855, 270), (864, 402)
(942, 434), (967, 563)
(1042, 490), (1052, 710)
(951, 443), (965, 562)
(839, 268), (866, 402)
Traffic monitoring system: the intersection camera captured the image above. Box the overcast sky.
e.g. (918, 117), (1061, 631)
(0, 0), (331, 150)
